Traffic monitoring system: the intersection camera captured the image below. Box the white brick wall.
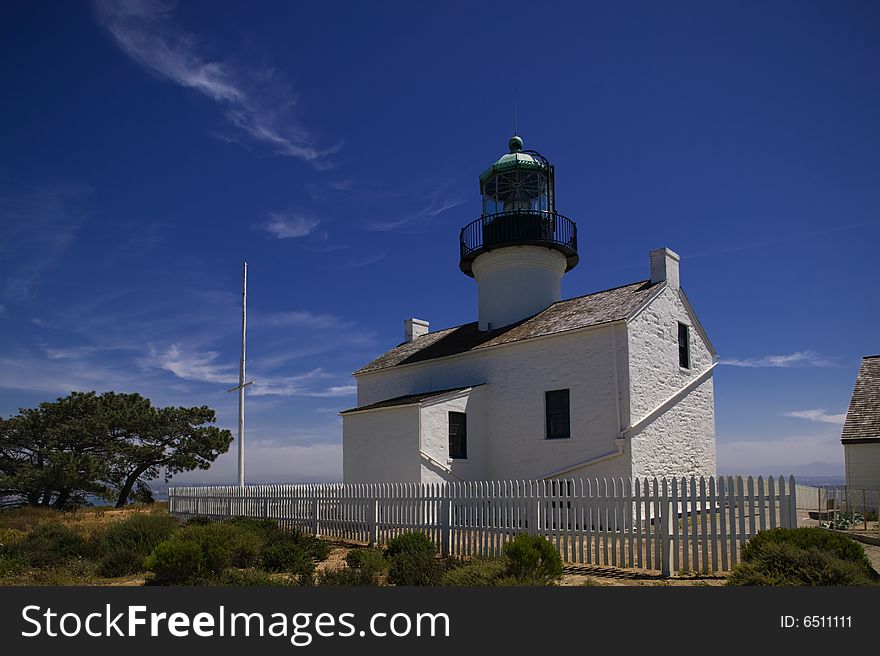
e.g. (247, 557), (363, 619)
(627, 285), (716, 480)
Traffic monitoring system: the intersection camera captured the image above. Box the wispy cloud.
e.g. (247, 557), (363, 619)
(147, 344), (238, 385)
(719, 350), (836, 368)
(92, 0), (338, 163)
(364, 195), (466, 232)
(256, 212), (319, 239)
(251, 310), (353, 331)
(782, 409), (847, 425)
(43, 344), (139, 360)
(339, 252), (386, 269)
(0, 185), (89, 300)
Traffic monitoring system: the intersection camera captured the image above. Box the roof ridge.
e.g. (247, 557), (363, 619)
(419, 280), (652, 336)
(546, 279), (653, 307)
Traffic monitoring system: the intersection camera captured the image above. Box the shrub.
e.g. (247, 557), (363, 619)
(144, 540), (204, 585)
(99, 547), (148, 578)
(99, 513), (180, 576)
(103, 513), (179, 554)
(16, 521), (91, 567)
(225, 516), (280, 538)
(385, 532), (443, 586)
(728, 527), (880, 586)
(262, 541), (315, 584)
(502, 534), (563, 584)
(440, 559), (507, 586)
(0, 527), (25, 551)
(320, 549), (387, 586)
(176, 522), (264, 570)
(263, 529), (330, 564)
(0, 553), (27, 578)
(741, 528), (873, 568)
(184, 516), (213, 526)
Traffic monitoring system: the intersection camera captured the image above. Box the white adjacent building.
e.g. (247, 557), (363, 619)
(342, 135), (717, 484)
(841, 356), (880, 489)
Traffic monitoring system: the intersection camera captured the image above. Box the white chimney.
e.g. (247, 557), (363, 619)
(404, 318), (429, 343)
(649, 247), (680, 290)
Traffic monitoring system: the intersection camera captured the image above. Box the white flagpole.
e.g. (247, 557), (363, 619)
(228, 260), (252, 487)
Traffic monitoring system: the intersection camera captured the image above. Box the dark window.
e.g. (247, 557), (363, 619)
(678, 323), (691, 369)
(448, 412), (467, 459)
(545, 389), (570, 439)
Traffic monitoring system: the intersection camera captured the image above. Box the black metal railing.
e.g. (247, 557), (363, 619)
(459, 210), (578, 275)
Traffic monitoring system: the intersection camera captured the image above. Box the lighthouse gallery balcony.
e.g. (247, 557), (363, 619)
(459, 209), (579, 277)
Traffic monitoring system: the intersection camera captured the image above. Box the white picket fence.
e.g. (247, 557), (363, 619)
(169, 475), (797, 575)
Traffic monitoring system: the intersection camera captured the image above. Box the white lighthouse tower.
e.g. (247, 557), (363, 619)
(459, 135), (579, 330)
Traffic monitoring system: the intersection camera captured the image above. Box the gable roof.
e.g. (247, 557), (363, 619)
(841, 355), (880, 443)
(340, 385), (478, 414)
(354, 279), (660, 375)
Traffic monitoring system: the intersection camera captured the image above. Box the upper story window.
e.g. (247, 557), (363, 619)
(448, 412), (467, 459)
(545, 389), (570, 440)
(678, 323), (691, 369)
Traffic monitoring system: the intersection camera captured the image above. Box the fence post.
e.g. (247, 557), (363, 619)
(369, 498), (379, 548)
(528, 498), (539, 536)
(789, 476), (798, 529)
(660, 478), (671, 578)
(312, 494), (320, 537)
(440, 493), (451, 557)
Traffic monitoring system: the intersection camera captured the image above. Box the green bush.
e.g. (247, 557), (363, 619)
(144, 540), (204, 585)
(102, 513), (179, 554)
(320, 549), (387, 586)
(16, 521), (91, 567)
(440, 559), (507, 586)
(184, 516), (213, 526)
(502, 534), (563, 584)
(0, 553), (28, 578)
(261, 541), (315, 584)
(177, 522), (264, 570)
(99, 513), (180, 576)
(98, 547), (148, 578)
(263, 529), (330, 563)
(385, 532), (443, 586)
(728, 527), (880, 586)
(741, 528), (873, 568)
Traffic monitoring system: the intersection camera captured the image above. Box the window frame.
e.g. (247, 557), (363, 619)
(544, 389), (571, 440)
(448, 411), (467, 460)
(678, 322), (691, 370)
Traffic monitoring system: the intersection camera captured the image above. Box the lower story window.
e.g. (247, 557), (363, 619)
(448, 411), (467, 459)
(545, 389), (570, 439)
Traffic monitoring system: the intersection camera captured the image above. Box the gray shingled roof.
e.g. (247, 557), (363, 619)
(354, 279), (659, 375)
(841, 355), (880, 443)
(340, 385), (479, 414)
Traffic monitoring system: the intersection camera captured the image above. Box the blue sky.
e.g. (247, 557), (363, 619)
(1, 1), (878, 482)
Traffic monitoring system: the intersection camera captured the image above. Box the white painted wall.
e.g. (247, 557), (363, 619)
(471, 246), (567, 330)
(626, 284), (716, 479)
(844, 443), (880, 489)
(355, 322), (631, 482)
(418, 387), (489, 482)
(342, 405), (420, 483)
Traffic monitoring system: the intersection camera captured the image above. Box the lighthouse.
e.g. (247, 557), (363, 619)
(343, 131), (716, 486)
(459, 135), (579, 331)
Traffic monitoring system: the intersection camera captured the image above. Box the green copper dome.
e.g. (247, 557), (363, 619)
(479, 135), (546, 184)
